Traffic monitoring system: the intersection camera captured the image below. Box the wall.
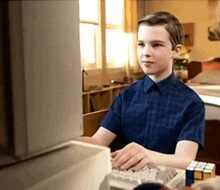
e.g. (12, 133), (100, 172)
(144, 0), (220, 62)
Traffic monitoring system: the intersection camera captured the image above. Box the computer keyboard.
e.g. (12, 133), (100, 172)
(108, 163), (185, 190)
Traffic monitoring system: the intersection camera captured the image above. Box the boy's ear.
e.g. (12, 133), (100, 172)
(172, 44), (182, 58)
(174, 44), (182, 54)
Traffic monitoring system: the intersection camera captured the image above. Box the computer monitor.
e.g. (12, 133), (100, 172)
(0, 1), (111, 189)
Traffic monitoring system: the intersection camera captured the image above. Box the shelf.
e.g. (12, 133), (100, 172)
(82, 84), (128, 114)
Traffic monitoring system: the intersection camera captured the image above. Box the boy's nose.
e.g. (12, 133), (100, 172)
(143, 45), (152, 57)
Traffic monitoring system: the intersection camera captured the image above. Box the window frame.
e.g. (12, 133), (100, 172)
(79, 0), (125, 73)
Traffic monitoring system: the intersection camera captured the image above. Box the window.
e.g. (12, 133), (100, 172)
(79, 23), (98, 70)
(79, 0), (99, 70)
(79, 0), (124, 70)
(105, 0), (124, 68)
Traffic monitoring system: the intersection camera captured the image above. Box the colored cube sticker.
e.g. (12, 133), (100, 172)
(185, 161), (216, 186)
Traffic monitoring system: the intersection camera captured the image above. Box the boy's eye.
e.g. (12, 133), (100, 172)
(152, 43), (163, 48)
(138, 42), (145, 47)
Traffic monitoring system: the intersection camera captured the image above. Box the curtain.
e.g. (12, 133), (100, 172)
(122, 0), (140, 78)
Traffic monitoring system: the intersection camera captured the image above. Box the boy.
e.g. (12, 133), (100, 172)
(80, 11), (205, 171)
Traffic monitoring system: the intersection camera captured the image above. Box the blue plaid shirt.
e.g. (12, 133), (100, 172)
(100, 73), (205, 154)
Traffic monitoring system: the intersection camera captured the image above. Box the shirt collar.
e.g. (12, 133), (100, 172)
(144, 73), (178, 95)
(143, 75), (155, 93)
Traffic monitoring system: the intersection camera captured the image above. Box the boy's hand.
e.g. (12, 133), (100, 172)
(111, 142), (152, 171)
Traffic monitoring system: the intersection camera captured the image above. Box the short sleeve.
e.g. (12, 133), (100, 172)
(178, 98), (205, 150)
(99, 93), (122, 134)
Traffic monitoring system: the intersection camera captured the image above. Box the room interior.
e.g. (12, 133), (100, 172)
(82, 0), (220, 177)
(0, 0), (220, 189)
(83, 0), (220, 89)
(83, 0), (220, 173)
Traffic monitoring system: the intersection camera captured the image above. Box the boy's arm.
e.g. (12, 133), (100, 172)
(111, 140), (198, 171)
(79, 126), (117, 147)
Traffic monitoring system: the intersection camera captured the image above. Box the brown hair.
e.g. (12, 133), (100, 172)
(138, 11), (184, 50)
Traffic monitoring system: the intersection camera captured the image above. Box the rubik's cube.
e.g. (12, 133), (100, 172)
(185, 161), (216, 189)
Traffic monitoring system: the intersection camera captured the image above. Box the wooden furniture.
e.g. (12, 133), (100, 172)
(82, 109), (126, 151)
(187, 59), (220, 175)
(188, 58), (220, 80)
(196, 120), (220, 175)
(82, 84), (129, 151)
(187, 61), (202, 80)
(82, 84), (129, 114)
(83, 109), (108, 136)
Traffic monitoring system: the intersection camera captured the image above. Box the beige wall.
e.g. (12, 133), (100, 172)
(144, 0), (220, 62)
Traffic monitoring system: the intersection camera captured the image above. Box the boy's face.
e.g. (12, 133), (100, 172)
(137, 25), (180, 82)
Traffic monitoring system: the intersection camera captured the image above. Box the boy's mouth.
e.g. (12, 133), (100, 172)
(142, 61), (154, 65)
